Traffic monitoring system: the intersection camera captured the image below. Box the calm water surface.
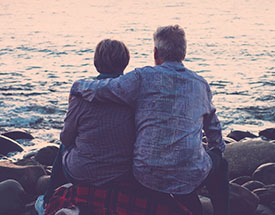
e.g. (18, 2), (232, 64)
(0, 0), (274, 157)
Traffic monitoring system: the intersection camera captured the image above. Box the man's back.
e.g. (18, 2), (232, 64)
(132, 61), (212, 194)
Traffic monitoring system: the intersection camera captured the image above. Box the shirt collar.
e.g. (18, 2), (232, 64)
(96, 72), (123, 80)
(161, 61), (185, 71)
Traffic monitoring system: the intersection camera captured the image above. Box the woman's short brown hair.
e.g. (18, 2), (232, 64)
(94, 39), (130, 74)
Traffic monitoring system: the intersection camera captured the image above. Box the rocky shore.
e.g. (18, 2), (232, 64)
(0, 128), (274, 215)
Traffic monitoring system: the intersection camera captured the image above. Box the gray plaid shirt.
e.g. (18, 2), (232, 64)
(70, 61), (225, 194)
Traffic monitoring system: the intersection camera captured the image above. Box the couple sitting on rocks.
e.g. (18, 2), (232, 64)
(39, 25), (229, 215)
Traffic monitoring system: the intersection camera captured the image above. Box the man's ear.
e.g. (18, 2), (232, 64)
(154, 47), (162, 65)
(154, 47), (158, 60)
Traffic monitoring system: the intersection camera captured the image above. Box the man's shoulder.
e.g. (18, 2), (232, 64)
(185, 68), (209, 86)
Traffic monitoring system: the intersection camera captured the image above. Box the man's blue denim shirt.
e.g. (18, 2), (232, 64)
(70, 61), (226, 194)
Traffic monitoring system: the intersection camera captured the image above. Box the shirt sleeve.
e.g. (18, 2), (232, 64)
(60, 96), (84, 147)
(70, 69), (142, 108)
(203, 86), (226, 152)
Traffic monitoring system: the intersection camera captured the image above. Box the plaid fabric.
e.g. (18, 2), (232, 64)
(44, 181), (192, 215)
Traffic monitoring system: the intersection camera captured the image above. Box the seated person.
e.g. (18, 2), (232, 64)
(41, 39), (192, 215)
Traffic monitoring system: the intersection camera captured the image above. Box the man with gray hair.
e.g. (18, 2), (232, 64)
(70, 25), (229, 215)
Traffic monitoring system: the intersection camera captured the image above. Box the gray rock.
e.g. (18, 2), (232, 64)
(2, 130), (34, 140)
(227, 130), (257, 141)
(200, 196), (213, 215)
(259, 128), (275, 140)
(230, 176), (252, 185)
(34, 145), (59, 166)
(253, 163), (275, 185)
(36, 175), (50, 195)
(253, 185), (275, 207)
(0, 179), (26, 214)
(256, 204), (274, 215)
(0, 160), (46, 194)
(0, 134), (23, 155)
(223, 136), (237, 144)
(224, 140), (275, 179)
(243, 180), (265, 191)
(229, 182), (259, 215)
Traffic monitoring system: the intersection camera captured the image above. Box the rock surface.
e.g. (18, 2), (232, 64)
(259, 128), (275, 140)
(0, 160), (46, 194)
(227, 130), (258, 141)
(0, 179), (26, 214)
(224, 140), (275, 179)
(242, 180), (265, 191)
(34, 145), (59, 166)
(229, 182), (259, 215)
(0, 134), (24, 155)
(253, 163), (275, 185)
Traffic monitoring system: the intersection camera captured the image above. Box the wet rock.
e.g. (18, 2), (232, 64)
(34, 145), (59, 166)
(253, 163), (275, 185)
(223, 136), (236, 144)
(1, 130), (34, 140)
(259, 128), (275, 140)
(229, 182), (259, 215)
(200, 196), (213, 215)
(227, 130), (258, 141)
(0, 179), (26, 214)
(15, 157), (41, 166)
(224, 140), (275, 179)
(253, 185), (275, 208)
(230, 176), (252, 185)
(0, 160), (46, 194)
(243, 180), (265, 191)
(0, 134), (23, 155)
(256, 204), (274, 215)
(36, 175), (50, 195)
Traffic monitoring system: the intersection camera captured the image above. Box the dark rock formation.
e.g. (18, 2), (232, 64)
(229, 182), (259, 215)
(224, 140), (275, 179)
(253, 185), (275, 210)
(34, 145), (59, 166)
(0, 179), (26, 214)
(230, 176), (252, 185)
(259, 128), (275, 140)
(0, 134), (23, 155)
(0, 160), (46, 194)
(242, 180), (265, 191)
(253, 163), (275, 185)
(227, 130), (257, 141)
(2, 130), (34, 140)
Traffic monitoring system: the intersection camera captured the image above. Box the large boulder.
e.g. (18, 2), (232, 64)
(252, 163), (275, 185)
(227, 130), (257, 141)
(256, 204), (274, 215)
(230, 182), (259, 215)
(0, 160), (46, 194)
(253, 185), (275, 210)
(34, 145), (59, 166)
(230, 176), (252, 185)
(224, 140), (275, 179)
(36, 175), (50, 195)
(0, 134), (23, 155)
(1, 130), (34, 140)
(259, 128), (275, 140)
(0, 179), (26, 214)
(200, 196), (213, 215)
(242, 180), (265, 191)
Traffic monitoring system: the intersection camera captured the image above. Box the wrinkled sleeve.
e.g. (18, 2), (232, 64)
(203, 86), (226, 152)
(70, 70), (141, 107)
(60, 96), (84, 147)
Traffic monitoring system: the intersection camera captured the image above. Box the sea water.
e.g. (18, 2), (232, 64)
(0, 0), (274, 157)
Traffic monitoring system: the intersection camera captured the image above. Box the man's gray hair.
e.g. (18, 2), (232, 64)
(153, 25), (186, 62)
